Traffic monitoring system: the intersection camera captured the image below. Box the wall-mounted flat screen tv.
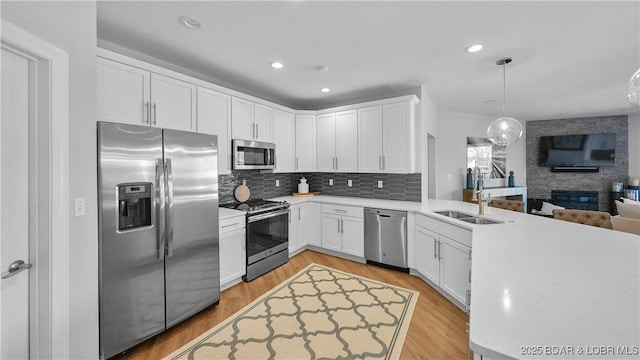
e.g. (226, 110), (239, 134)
(539, 133), (616, 167)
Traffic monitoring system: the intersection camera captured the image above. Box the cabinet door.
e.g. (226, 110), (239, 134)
(197, 87), (231, 174)
(307, 202), (322, 246)
(295, 115), (316, 172)
(219, 228), (246, 286)
(150, 73), (196, 131)
(382, 102), (410, 173)
(273, 109), (295, 172)
(297, 203), (308, 248)
(321, 213), (342, 252)
(415, 226), (440, 285)
(439, 236), (472, 305)
(341, 216), (364, 257)
(288, 204), (299, 254)
(253, 103), (273, 142)
(97, 58), (150, 126)
(231, 97), (254, 140)
(335, 110), (358, 172)
(316, 113), (336, 172)
(358, 106), (383, 172)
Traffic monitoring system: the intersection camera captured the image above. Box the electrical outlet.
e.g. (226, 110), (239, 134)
(377, 180), (383, 188)
(329, 179), (334, 186)
(74, 197), (86, 217)
(347, 179), (353, 187)
(275, 179), (280, 187)
(446, 174), (452, 180)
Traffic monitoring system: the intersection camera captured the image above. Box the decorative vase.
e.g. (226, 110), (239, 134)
(466, 168), (474, 189)
(508, 171), (515, 187)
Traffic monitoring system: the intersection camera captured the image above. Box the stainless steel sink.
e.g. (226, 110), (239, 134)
(457, 217), (503, 225)
(433, 210), (503, 225)
(433, 210), (476, 219)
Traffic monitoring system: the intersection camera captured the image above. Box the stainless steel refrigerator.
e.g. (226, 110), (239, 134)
(97, 122), (220, 359)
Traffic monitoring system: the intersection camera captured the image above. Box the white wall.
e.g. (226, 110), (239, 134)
(1, 2), (99, 358)
(420, 86), (437, 202)
(435, 110), (527, 200)
(629, 113), (640, 178)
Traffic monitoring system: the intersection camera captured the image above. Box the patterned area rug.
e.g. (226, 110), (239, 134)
(164, 263), (419, 360)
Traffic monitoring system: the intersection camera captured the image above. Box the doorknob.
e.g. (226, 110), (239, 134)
(1, 260), (32, 279)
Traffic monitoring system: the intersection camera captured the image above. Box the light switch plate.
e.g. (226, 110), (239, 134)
(377, 180), (383, 188)
(74, 197), (86, 217)
(347, 180), (353, 187)
(329, 179), (334, 186)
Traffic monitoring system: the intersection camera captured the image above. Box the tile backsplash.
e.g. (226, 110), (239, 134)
(219, 171), (421, 204)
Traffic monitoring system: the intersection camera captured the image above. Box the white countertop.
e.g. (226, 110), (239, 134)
(269, 195), (640, 359)
(219, 207), (245, 220)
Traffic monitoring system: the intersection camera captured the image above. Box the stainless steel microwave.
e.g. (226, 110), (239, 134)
(232, 139), (275, 170)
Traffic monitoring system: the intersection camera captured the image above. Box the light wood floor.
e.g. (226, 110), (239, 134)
(117, 250), (470, 359)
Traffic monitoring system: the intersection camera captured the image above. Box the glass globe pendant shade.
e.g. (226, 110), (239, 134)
(487, 116), (523, 147)
(628, 68), (640, 110)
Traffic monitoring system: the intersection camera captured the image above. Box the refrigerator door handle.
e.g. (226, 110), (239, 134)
(156, 158), (166, 260)
(165, 158), (174, 257)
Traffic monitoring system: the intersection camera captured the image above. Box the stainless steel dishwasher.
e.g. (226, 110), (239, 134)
(364, 208), (408, 271)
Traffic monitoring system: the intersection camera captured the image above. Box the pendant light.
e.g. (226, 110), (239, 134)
(487, 57), (523, 147)
(627, 68), (640, 110)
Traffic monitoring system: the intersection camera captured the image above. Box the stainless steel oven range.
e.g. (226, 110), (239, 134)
(220, 199), (290, 281)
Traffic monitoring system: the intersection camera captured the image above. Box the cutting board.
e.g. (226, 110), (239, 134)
(234, 180), (250, 202)
(292, 192), (320, 197)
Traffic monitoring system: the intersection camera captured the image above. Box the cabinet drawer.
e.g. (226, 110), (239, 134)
(416, 214), (472, 247)
(220, 216), (245, 233)
(322, 204), (363, 218)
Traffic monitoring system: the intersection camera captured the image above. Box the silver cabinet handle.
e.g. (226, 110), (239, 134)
(295, 157), (299, 170)
(1, 260), (32, 279)
(144, 101), (150, 124)
(340, 219), (344, 234)
(165, 158), (174, 257)
(337, 218), (341, 233)
(469, 269), (472, 283)
(336, 157), (338, 169)
(256, 123), (259, 138)
(382, 155), (386, 170)
(379, 155), (382, 170)
(156, 158), (166, 260)
(221, 222), (240, 228)
(433, 239), (437, 259)
(152, 103), (157, 125)
(334, 209), (347, 213)
(438, 240), (442, 260)
(298, 207), (301, 220)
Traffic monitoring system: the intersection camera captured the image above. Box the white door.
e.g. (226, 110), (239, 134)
(294, 115), (315, 172)
(1, 45), (32, 359)
(231, 97), (254, 140)
(340, 216), (364, 257)
(253, 103), (273, 142)
(150, 73), (196, 131)
(439, 236), (472, 305)
(197, 87), (231, 174)
(382, 102), (409, 173)
(97, 57), (151, 126)
(307, 203), (322, 246)
(219, 228), (246, 286)
(315, 113), (336, 172)
(415, 226), (440, 285)
(358, 106), (383, 172)
(321, 214), (342, 252)
(335, 110), (358, 172)
(273, 109), (295, 172)
(288, 204), (300, 254)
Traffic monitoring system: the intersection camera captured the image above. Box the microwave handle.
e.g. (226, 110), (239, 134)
(266, 148), (272, 166)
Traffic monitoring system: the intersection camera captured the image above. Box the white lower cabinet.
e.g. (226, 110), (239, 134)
(321, 204), (364, 257)
(415, 214), (472, 309)
(219, 216), (246, 289)
(289, 203), (308, 254)
(307, 202), (322, 247)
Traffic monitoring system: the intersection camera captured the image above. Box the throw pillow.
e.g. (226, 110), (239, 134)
(615, 200), (640, 219)
(540, 201), (565, 216)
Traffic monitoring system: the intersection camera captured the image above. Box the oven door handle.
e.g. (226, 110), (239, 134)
(248, 209), (290, 223)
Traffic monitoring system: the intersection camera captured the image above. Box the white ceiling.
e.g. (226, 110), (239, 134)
(97, 1), (640, 121)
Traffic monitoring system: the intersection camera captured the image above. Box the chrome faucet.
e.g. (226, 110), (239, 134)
(471, 173), (491, 215)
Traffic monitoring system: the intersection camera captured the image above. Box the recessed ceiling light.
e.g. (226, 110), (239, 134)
(320, 88), (331, 93)
(270, 61), (284, 69)
(465, 44), (483, 53)
(179, 16), (201, 29)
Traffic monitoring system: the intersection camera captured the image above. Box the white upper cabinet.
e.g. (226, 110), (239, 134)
(197, 87), (231, 174)
(316, 113), (337, 172)
(97, 57), (196, 132)
(231, 97), (274, 143)
(335, 110), (358, 172)
(150, 73), (196, 132)
(295, 114), (316, 172)
(97, 57), (150, 126)
(273, 109), (295, 172)
(382, 101), (416, 173)
(253, 103), (274, 143)
(231, 97), (254, 140)
(358, 106), (383, 172)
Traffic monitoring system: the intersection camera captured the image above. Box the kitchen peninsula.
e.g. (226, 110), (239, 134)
(268, 195), (640, 360)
